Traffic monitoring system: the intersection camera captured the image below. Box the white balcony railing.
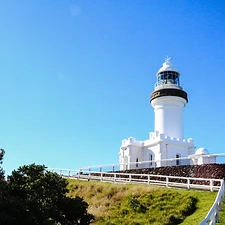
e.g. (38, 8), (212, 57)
(76, 153), (225, 173)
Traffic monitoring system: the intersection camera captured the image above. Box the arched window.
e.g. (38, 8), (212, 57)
(176, 154), (181, 166)
(149, 154), (153, 166)
(136, 158), (139, 168)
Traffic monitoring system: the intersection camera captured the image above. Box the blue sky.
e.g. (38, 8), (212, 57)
(0, 0), (225, 175)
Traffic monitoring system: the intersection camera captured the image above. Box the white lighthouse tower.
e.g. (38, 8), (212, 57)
(150, 57), (187, 139)
(119, 57), (196, 170)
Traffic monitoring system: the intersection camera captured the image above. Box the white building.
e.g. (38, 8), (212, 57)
(119, 58), (215, 170)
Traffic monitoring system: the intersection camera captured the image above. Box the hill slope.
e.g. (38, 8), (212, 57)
(67, 179), (217, 225)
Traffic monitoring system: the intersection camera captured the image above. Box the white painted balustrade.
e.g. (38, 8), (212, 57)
(48, 168), (222, 192)
(77, 153), (225, 172)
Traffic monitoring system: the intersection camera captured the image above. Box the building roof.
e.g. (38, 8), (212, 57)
(157, 57), (179, 74)
(195, 147), (209, 155)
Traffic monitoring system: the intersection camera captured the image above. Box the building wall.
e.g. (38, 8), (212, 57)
(119, 133), (195, 170)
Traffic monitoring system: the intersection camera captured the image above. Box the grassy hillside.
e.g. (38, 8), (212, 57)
(67, 179), (217, 225)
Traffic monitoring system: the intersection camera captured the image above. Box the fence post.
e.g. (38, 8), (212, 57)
(129, 174), (132, 183)
(88, 168), (91, 181)
(114, 173), (116, 183)
(210, 180), (213, 192)
(187, 178), (190, 189)
(101, 172), (103, 181)
(148, 175), (150, 185)
(166, 177), (169, 187)
(78, 169), (81, 179)
(221, 180), (225, 194)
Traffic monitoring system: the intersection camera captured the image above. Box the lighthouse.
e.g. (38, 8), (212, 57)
(150, 57), (187, 139)
(119, 58), (196, 170)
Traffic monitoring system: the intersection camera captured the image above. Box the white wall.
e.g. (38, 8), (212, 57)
(119, 133), (195, 170)
(151, 96), (187, 139)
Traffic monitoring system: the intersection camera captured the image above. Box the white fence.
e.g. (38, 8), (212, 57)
(48, 168), (222, 192)
(199, 180), (225, 225)
(78, 153), (225, 173)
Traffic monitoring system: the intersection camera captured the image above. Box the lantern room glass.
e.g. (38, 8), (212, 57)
(156, 71), (180, 87)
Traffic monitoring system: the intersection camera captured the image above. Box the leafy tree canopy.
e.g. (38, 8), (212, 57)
(0, 158), (94, 225)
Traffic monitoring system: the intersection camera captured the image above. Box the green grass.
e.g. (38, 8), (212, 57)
(217, 199), (225, 224)
(67, 179), (217, 225)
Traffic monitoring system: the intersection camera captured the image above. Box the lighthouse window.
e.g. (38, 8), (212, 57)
(136, 158), (139, 168)
(176, 77), (180, 85)
(149, 154), (153, 166)
(156, 71), (180, 87)
(176, 154), (181, 166)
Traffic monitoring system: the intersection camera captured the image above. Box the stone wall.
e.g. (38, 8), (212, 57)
(117, 164), (225, 179)
(112, 164), (225, 185)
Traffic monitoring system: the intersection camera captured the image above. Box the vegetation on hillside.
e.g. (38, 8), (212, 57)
(68, 179), (217, 225)
(0, 150), (94, 225)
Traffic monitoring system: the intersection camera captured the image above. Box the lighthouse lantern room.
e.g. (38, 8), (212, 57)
(156, 57), (180, 87)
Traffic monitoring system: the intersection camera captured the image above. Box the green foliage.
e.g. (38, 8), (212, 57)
(0, 149), (8, 223)
(109, 190), (197, 225)
(68, 179), (217, 225)
(128, 196), (142, 212)
(0, 148), (5, 164)
(0, 163), (94, 225)
(0, 148), (5, 180)
(216, 199), (225, 224)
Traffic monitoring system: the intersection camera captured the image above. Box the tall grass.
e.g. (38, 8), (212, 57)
(67, 180), (217, 225)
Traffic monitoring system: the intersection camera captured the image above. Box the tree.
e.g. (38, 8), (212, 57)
(0, 149), (13, 224)
(0, 163), (94, 225)
(0, 148), (5, 180)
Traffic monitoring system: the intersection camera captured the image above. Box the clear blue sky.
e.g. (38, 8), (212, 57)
(0, 0), (225, 175)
